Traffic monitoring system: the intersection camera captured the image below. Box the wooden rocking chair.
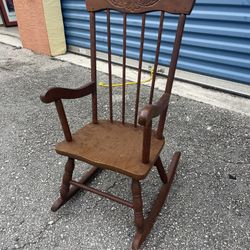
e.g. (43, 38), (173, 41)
(40, 0), (195, 249)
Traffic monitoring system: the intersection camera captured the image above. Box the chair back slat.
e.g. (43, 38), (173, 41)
(107, 10), (113, 123)
(134, 14), (146, 127)
(122, 13), (127, 124)
(90, 12), (98, 124)
(90, 12), (97, 84)
(149, 11), (164, 104)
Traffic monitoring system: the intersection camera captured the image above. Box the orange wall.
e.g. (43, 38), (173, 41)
(13, 0), (51, 55)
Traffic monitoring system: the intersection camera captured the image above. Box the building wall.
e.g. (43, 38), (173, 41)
(13, 0), (66, 56)
(61, 0), (250, 85)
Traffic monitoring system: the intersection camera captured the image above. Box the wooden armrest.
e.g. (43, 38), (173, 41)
(138, 93), (170, 126)
(40, 82), (95, 103)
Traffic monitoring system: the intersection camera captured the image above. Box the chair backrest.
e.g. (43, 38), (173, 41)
(86, 0), (195, 137)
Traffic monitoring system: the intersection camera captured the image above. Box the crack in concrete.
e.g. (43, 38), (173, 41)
(91, 177), (130, 209)
(14, 217), (62, 249)
(0, 66), (12, 71)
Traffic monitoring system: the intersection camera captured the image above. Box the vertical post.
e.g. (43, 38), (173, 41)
(142, 121), (152, 164)
(122, 13), (127, 124)
(55, 100), (72, 142)
(149, 11), (165, 104)
(134, 14), (146, 127)
(165, 14), (186, 94)
(157, 14), (186, 139)
(107, 9), (113, 123)
(90, 11), (98, 124)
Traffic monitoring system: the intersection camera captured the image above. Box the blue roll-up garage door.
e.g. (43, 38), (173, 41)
(61, 0), (250, 85)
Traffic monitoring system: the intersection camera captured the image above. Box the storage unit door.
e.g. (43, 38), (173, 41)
(61, 0), (250, 85)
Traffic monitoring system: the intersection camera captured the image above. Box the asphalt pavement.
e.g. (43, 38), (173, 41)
(0, 43), (249, 250)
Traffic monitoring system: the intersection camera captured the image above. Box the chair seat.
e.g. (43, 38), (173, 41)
(55, 120), (165, 180)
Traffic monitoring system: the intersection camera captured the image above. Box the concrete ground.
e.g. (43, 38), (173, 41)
(0, 43), (249, 250)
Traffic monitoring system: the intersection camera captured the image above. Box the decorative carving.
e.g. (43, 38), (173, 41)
(109, 0), (160, 11)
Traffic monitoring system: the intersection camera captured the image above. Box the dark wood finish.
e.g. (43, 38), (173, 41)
(122, 13), (127, 124)
(41, 1), (194, 248)
(132, 180), (144, 235)
(165, 14), (186, 95)
(56, 121), (164, 180)
(157, 14), (186, 139)
(90, 11), (98, 124)
(60, 158), (75, 201)
(134, 14), (146, 127)
(132, 152), (181, 249)
(149, 11), (164, 104)
(40, 82), (95, 103)
(86, 0), (195, 14)
(142, 121), (152, 164)
(155, 157), (168, 184)
(71, 180), (133, 208)
(139, 92), (170, 127)
(55, 100), (72, 142)
(107, 9), (113, 123)
(51, 166), (100, 211)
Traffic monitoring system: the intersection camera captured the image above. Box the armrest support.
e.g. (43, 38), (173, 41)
(139, 93), (170, 164)
(40, 82), (95, 103)
(40, 82), (95, 141)
(138, 93), (170, 126)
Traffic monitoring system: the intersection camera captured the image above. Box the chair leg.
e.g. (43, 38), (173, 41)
(51, 159), (100, 212)
(131, 179), (144, 250)
(60, 158), (75, 201)
(131, 151), (181, 249)
(155, 157), (168, 184)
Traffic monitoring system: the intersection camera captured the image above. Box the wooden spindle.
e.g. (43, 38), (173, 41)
(155, 157), (168, 184)
(90, 12), (98, 124)
(165, 14), (186, 94)
(157, 14), (187, 139)
(107, 9), (113, 123)
(122, 13), (127, 124)
(149, 11), (165, 104)
(55, 100), (72, 142)
(134, 14), (146, 127)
